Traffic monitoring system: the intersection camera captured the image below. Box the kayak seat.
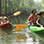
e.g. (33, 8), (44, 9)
(33, 23), (40, 27)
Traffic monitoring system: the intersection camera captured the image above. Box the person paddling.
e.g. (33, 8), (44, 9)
(27, 9), (43, 27)
(0, 12), (9, 23)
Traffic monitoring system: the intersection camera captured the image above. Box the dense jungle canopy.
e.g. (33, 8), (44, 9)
(0, 0), (44, 24)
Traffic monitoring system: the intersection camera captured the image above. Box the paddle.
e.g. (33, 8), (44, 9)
(26, 16), (39, 24)
(13, 11), (21, 16)
(15, 24), (28, 32)
(9, 11), (21, 17)
(13, 12), (43, 31)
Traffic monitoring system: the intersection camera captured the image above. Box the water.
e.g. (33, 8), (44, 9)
(0, 25), (44, 44)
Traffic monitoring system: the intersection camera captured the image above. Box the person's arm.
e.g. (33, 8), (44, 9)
(36, 18), (43, 27)
(27, 19), (31, 23)
(36, 18), (39, 24)
(27, 14), (32, 23)
(4, 16), (7, 18)
(36, 15), (40, 24)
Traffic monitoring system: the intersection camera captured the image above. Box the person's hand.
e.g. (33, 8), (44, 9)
(28, 21), (31, 23)
(31, 23), (34, 25)
(27, 20), (31, 23)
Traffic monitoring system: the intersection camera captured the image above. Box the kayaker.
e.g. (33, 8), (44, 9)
(0, 12), (9, 23)
(0, 12), (7, 19)
(27, 9), (43, 27)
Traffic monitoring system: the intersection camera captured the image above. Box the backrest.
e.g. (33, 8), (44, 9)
(40, 14), (44, 24)
(38, 11), (44, 25)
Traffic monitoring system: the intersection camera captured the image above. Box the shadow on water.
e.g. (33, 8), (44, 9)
(0, 25), (44, 44)
(32, 32), (44, 44)
(32, 31), (44, 41)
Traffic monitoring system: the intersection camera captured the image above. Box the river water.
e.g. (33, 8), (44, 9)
(0, 26), (44, 44)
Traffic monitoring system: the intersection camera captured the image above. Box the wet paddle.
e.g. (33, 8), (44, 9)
(13, 11), (21, 16)
(14, 24), (28, 32)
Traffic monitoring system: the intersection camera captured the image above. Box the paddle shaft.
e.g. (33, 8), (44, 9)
(29, 17), (39, 24)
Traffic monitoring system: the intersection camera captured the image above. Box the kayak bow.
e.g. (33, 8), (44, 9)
(28, 25), (44, 35)
(0, 22), (12, 28)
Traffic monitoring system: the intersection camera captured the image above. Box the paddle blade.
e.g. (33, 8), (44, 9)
(15, 24), (28, 32)
(13, 11), (21, 16)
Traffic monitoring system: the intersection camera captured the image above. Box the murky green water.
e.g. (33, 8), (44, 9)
(0, 26), (44, 44)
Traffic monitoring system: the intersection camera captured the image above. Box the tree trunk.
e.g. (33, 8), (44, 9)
(10, 1), (15, 14)
(0, 0), (1, 16)
(5, 0), (7, 16)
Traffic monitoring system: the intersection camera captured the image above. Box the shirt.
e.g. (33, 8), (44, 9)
(28, 14), (38, 23)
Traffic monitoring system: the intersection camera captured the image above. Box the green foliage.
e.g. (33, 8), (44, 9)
(40, 0), (44, 11)
(1, 0), (43, 24)
(1, 0), (36, 13)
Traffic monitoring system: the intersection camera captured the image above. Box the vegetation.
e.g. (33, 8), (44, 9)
(0, 0), (44, 24)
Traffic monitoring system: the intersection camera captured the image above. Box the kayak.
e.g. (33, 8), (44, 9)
(28, 26), (44, 35)
(0, 23), (12, 29)
(28, 26), (44, 41)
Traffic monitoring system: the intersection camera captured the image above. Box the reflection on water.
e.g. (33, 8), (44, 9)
(0, 27), (44, 44)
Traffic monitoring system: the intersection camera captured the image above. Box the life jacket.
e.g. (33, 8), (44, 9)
(28, 14), (38, 23)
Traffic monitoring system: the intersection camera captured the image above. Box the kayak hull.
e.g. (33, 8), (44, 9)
(28, 26), (44, 35)
(35, 30), (44, 35)
(0, 23), (12, 29)
(28, 26), (44, 40)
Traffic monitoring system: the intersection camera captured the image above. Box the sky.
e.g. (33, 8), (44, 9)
(34, 0), (41, 2)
